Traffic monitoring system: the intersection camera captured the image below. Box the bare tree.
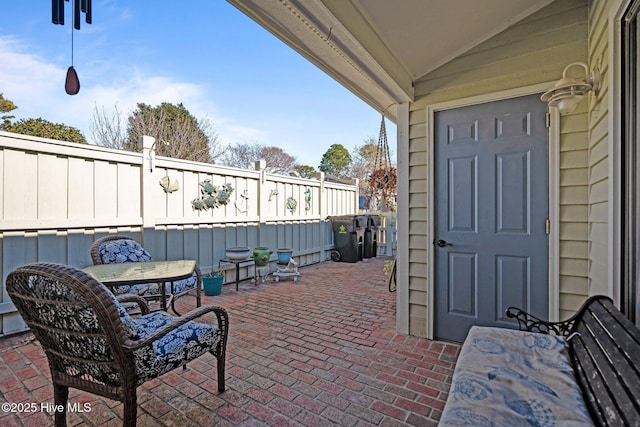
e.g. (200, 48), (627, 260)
(201, 119), (226, 162)
(350, 137), (397, 210)
(219, 143), (260, 170)
(90, 104), (128, 149)
(220, 142), (297, 175)
(350, 138), (378, 193)
(260, 146), (296, 175)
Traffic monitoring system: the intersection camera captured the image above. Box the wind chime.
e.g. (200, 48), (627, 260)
(52, 0), (93, 95)
(367, 113), (397, 211)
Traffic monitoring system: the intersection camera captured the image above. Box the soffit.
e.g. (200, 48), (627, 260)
(228, 0), (554, 122)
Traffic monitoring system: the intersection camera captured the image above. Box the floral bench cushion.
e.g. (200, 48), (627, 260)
(440, 326), (594, 427)
(130, 311), (221, 385)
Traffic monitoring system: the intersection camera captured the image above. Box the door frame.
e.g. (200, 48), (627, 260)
(424, 83), (560, 339)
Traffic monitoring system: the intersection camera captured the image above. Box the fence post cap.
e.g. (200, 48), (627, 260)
(138, 135), (156, 150)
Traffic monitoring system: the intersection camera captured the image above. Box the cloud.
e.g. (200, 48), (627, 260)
(217, 123), (269, 145)
(0, 35), (268, 145)
(0, 34), (384, 167)
(0, 37), (63, 109)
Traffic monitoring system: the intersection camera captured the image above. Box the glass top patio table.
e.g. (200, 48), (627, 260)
(82, 260), (196, 311)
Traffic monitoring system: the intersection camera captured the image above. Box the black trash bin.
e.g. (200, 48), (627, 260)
(364, 214), (381, 258)
(330, 215), (365, 262)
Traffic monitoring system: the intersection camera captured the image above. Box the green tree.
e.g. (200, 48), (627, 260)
(0, 93), (18, 129)
(319, 144), (352, 178)
(293, 164), (318, 179)
(91, 103), (224, 163)
(127, 102), (214, 163)
(4, 117), (87, 144)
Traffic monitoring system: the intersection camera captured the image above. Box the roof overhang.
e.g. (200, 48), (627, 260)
(228, 0), (554, 123)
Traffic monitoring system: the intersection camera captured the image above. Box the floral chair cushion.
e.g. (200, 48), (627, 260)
(99, 239), (153, 264)
(110, 277), (197, 298)
(47, 288), (217, 388)
(36, 285), (144, 386)
(440, 326), (594, 427)
(98, 239), (197, 298)
(167, 276), (198, 295)
(130, 311), (221, 385)
(111, 283), (162, 297)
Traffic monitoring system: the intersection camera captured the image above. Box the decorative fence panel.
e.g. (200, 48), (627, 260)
(0, 132), (359, 335)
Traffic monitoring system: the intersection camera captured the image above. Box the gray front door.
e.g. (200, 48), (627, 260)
(434, 94), (548, 342)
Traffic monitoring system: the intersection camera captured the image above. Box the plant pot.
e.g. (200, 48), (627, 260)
(253, 247), (272, 267)
(226, 247), (250, 260)
(277, 248), (293, 264)
(202, 273), (223, 296)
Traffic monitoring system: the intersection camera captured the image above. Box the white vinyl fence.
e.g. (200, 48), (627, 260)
(0, 131), (365, 335)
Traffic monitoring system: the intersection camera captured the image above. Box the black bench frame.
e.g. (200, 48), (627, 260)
(506, 295), (640, 426)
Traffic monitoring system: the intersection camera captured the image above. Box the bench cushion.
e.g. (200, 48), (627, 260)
(440, 326), (594, 426)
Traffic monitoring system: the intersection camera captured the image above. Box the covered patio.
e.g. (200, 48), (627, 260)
(0, 257), (460, 426)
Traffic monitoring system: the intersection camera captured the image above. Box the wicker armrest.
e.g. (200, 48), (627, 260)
(122, 305), (229, 351)
(505, 307), (576, 336)
(116, 293), (150, 315)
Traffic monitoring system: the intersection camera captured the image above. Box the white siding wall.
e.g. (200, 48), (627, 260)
(405, 0), (590, 336)
(587, 0), (614, 299)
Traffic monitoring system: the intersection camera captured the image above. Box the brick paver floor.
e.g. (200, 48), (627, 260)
(0, 256), (460, 426)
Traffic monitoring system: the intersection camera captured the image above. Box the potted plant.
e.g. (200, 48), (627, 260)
(202, 267), (224, 296)
(253, 247), (272, 267)
(276, 248), (294, 264)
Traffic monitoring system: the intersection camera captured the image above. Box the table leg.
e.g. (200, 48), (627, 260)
(168, 281), (177, 314)
(235, 262), (240, 291)
(161, 281), (168, 311)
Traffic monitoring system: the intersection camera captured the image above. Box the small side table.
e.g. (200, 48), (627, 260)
(219, 258), (255, 291)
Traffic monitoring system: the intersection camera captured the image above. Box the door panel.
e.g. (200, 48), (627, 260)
(496, 152), (529, 234)
(495, 255), (530, 321)
(449, 156), (477, 232)
(448, 252), (477, 317)
(434, 94), (548, 342)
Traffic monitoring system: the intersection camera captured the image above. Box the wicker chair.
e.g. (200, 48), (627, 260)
(6, 263), (228, 427)
(89, 235), (202, 315)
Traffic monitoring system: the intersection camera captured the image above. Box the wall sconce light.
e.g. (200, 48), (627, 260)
(541, 62), (600, 114)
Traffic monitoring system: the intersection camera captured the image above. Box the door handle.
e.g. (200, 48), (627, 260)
(435, 239), (452, 247)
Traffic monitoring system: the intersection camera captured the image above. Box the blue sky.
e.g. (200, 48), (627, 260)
(0, 1), (396, 168)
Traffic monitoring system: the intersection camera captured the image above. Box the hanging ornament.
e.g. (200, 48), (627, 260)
(367, 112), (397, 211)
(373, 113), (391, 175)
(52, 0), (92, 27)
(52, 0), (92, 95)
(65, 66), (80, 95)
